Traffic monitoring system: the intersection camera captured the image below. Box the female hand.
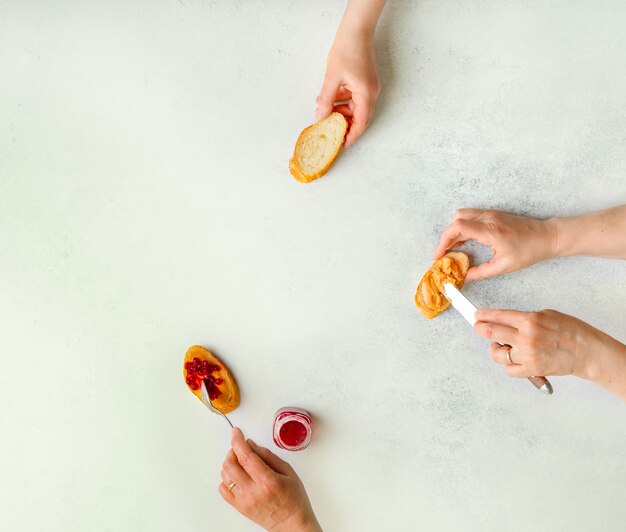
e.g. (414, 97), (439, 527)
(219, 428), (321, 532)
(316, 29), (381, 147)
(474, 308), (614, 381)
(433, 209), (558, 281)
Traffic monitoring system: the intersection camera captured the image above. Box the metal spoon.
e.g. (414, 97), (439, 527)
(200, 380), (234, 428)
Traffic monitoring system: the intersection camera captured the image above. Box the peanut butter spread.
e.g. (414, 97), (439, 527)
(415, 252), (470, 319)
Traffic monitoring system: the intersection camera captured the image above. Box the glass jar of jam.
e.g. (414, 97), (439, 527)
(273, 407), (312, 451)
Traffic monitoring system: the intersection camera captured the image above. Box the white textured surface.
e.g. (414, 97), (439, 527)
(1, 1), (626, 531)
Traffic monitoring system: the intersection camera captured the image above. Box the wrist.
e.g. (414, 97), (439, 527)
(335, 20), (376, 44)
(574, 329), (600, 381)
(338, 0), (385, 39)
(269, 511), (321, 532)
(529, 217), (559, 263)
(541, 217), (562, 260)
(545, 216), (584, 258)
(576, 326), (624, 383)
(580, 332), (626, 401)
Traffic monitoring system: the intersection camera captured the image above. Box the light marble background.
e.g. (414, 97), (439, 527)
(1, 1), (626, 531)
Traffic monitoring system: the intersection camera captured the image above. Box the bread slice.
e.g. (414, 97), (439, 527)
(289, 112), (348, 183)
(415, 252), (470, 319)
(183, 345), (240, 414)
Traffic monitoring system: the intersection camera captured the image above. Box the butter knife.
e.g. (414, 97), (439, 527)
(442, 283), (553, 395)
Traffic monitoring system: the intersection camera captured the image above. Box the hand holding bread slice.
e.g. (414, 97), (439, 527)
(289, 112), (348, 183)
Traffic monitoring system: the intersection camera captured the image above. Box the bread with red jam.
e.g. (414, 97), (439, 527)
(183, 345), (240, 414)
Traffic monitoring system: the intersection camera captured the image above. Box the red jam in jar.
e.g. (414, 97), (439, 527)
(273, 407), (312, 451)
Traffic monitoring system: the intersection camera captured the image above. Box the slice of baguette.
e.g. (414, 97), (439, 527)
(289, 112), (348, 183)
(183, 345), (240, 414)
(415, 252), (470, 319)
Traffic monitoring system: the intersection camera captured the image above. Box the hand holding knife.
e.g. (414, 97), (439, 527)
(442, 283), (554, 395)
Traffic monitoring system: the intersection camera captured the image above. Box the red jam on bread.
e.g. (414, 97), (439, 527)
(183, 345), (240, 414)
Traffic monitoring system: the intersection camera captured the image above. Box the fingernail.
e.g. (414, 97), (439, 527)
(247, 439), (257, 447)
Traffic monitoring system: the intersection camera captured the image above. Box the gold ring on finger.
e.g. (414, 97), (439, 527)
(505, 346), (514, 365)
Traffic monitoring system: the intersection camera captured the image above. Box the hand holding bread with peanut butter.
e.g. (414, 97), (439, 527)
(433, 205), (626, 401)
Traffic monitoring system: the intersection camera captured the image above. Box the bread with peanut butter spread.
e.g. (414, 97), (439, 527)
(289, 112), (348, 183)
(415, 252), (470, 319)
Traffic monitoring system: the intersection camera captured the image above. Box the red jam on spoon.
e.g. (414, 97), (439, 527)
(273, 407), (312, 451)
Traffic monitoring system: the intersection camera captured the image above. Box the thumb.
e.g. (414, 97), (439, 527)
(465, 260), (503, 282)
(316, 75), (340, 120)
(247, 439), (294, 476)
